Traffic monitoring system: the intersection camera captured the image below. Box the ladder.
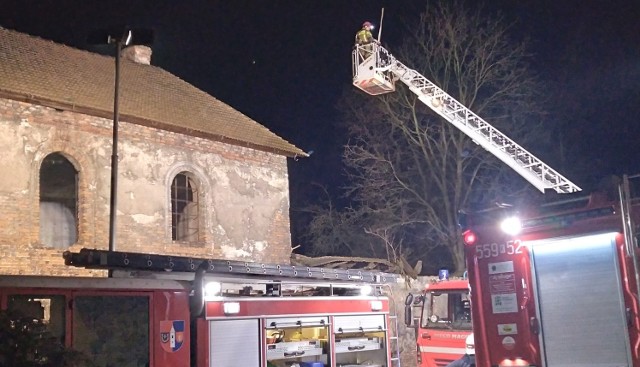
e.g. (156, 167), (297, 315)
(352, 43), (581, 194)
(389, 314), (401, 367)
(63, 248), (401, 284)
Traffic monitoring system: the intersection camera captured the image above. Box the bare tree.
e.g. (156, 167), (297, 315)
(307, 2), (551, 274)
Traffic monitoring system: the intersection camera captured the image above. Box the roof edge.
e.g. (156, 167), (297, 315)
(0, 91), (309, 158)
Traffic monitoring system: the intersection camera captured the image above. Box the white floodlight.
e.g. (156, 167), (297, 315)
(500, 217), (522, 236)
(204, 281), (221, 299)
(360, 285), (373, 296)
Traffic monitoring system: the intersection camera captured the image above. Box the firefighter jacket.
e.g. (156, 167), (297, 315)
(355, 28), (373, 45)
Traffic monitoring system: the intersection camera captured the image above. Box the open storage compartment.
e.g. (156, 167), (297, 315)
(265, 316), (330, 367)
(334, 315), (388, 367)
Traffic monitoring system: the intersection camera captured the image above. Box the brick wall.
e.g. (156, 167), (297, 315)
(0, 98), (293, 275)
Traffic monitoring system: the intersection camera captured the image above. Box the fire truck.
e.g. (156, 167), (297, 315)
(350, 34), (635, 367)
(406, 275), (472, 367)
(0, 248), (402, 367)
(352, 38), (640, 366)
(462, 177), (640, 367)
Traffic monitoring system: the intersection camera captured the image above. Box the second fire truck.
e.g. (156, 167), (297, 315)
(406, 276), (472, 367)
(1, 248), (402, 367)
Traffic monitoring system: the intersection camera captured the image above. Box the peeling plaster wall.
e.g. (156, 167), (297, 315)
(0, 98), (294, 275)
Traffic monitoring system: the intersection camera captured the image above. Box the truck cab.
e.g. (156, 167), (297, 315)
(409, 278), (472, 367)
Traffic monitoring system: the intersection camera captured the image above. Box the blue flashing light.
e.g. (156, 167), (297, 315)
(438, 269), (449, 281)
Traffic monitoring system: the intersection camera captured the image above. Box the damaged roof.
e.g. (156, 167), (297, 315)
(0, 27), (306, 157)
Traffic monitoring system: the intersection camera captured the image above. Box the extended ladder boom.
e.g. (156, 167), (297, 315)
(352, 43), (581, 194)
(64, 248), (400, 284)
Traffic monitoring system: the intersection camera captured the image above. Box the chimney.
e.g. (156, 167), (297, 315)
(122, 45), (152, 65)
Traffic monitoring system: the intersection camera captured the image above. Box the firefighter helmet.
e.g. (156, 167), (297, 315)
(363, 21), (373, 28)
(465, 334), (475, 355)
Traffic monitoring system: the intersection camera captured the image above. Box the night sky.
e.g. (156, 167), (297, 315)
(2, 0), (640, 246)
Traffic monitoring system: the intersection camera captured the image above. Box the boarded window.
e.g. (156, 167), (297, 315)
(39, 153), (77, 248)
(171, 172), (199, 242)
(72, 295), (149, 367)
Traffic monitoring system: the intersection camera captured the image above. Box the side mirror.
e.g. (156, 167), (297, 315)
(404, 294), (414, 327)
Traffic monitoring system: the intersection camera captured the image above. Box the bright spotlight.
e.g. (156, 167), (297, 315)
(360, 285), (373, 296)
(500, 217), (522, 236)
(204, 281), (221, 299)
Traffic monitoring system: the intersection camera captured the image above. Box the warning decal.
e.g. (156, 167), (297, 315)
(491, 293), (518, 314)
(489, 273), (516, 293)
(488, 272), (518, 313)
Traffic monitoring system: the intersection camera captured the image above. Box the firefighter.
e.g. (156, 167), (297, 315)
(355, 21), (375, 60)
(445, 334), (475, 367)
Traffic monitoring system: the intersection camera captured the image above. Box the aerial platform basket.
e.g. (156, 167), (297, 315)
(352, 43), (396, 95)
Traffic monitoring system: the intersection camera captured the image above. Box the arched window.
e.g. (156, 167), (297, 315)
(39, 152), (78, 249)
(171, 172), (199, 242)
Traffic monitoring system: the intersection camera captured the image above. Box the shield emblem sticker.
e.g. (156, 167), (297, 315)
(160, 320), (185, 352)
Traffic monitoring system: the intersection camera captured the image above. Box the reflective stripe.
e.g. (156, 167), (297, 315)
(419, 346), (466, 354)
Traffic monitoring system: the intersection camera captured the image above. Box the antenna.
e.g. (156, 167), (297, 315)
(377, 8), (385, 42)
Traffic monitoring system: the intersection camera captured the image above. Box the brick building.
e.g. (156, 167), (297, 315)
(0, 27), (307, 276)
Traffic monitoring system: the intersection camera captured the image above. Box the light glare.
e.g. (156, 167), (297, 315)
(500, 217), (522, 236)
(204, 281), (221, 299)
(463, 230), (477, 246)
(360, 285), (373, 296)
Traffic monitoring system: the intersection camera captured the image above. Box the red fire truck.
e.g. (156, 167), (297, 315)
(1, 248), (402, 367)
(351, 31), (640, 367)
(352, 33), (596, 367)
(405, 276), (471, 367)
(463, 176), (640, 367)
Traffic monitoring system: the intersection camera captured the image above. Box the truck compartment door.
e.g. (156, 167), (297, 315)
(209, 319), (259, 366)
(530, 233), (632, 367)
